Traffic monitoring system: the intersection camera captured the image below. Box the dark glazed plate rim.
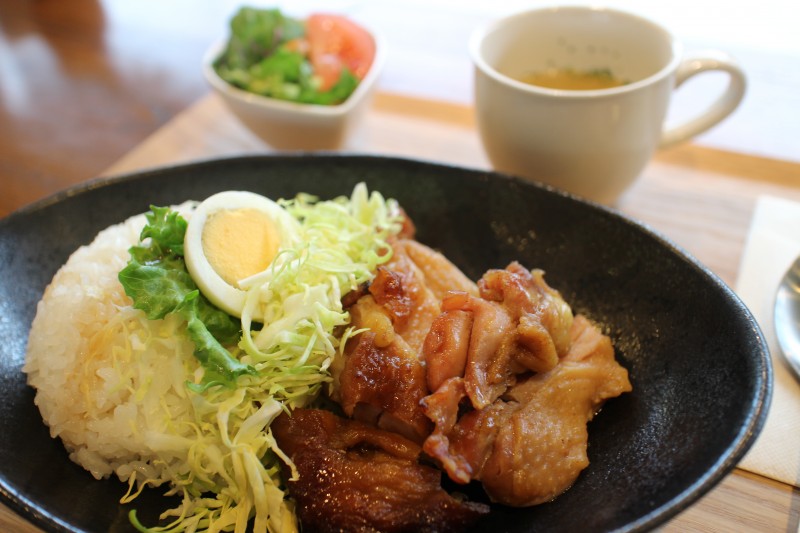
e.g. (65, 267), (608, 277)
(0, 154), (772, 533)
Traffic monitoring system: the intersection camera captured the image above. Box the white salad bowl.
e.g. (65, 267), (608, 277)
(203, 29), (385, 151)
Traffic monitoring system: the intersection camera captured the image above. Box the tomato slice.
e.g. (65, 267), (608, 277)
(306, 13), (376, 91)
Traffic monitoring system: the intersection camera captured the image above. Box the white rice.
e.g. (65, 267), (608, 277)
(23, 204), (201, 486)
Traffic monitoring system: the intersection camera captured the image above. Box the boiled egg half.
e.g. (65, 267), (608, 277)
(184, 190), (300, 319)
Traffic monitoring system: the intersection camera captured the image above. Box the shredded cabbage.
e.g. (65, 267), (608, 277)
(129, 183), (402, 533)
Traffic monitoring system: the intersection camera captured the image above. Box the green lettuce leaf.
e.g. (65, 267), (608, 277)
(223, 7), (304, 70)
(139, 206), (187, 255)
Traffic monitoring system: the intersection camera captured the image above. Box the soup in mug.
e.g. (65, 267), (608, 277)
(515, 68), (628, 90)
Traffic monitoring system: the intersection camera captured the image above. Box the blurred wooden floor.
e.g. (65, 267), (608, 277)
(0, 0), (219, 216)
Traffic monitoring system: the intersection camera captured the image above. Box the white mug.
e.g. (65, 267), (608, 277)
(470, 6), (746, 205)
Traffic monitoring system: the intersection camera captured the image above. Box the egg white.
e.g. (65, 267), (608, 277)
(184, 190), (300, 319)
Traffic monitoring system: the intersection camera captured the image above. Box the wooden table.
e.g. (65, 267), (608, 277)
(2, 1), (800, 532)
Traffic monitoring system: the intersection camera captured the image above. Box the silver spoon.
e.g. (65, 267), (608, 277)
(774, 255), (800, 381)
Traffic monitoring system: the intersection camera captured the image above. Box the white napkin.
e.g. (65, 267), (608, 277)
(735, 195), (800, 487)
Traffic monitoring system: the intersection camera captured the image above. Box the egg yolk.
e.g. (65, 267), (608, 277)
(201, 208), (280, 287)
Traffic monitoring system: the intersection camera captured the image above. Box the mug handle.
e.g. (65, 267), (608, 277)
(659, 50), (747, 149)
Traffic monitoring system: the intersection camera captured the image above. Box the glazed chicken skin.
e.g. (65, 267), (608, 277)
(334, 241), (631, 504)
(330, 239), (477, 443)
(423, 315), (632, 506)
(419, 262), (632, 506)
(272, 408), (489, 533)
(287, 236), (631, 530)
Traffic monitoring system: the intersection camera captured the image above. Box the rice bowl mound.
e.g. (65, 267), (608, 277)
(24, 204), (200, 487)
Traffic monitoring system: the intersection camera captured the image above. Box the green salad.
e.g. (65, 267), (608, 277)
(214, 7), (376, 106)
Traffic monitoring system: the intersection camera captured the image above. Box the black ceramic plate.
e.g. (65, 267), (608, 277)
(0, 155), (771, 533)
